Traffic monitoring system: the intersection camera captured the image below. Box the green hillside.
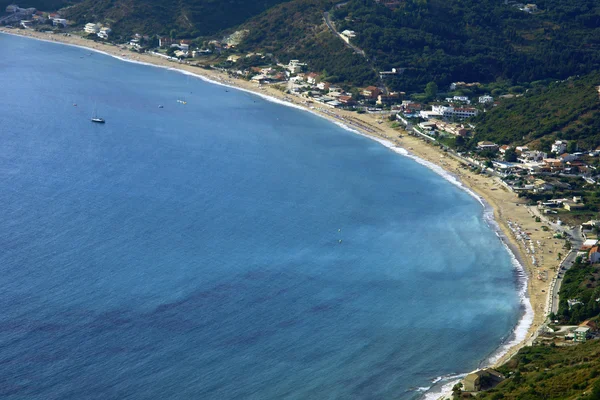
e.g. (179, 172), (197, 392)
(477, 340), (600, 400)
(238, 0), (377, 87)
(330, 0), (600, 90)
(59, 0), (292, 39)
(0, 0), (74, 11)
(471, 72), (600, 149)
(7, 0), (600, 90)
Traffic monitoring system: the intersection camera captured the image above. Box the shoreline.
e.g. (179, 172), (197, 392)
(2, 28), (560, 397)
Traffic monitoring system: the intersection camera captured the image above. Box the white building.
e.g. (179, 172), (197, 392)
(453, 95), (470, 103)
(431, 105), (453, 118)
(552, 140), (567, 154)
(453, 107), (478, 119)
(419, 110), (443, 120)
(5, 4), (18, 12)
(479, 95), (493, 104)
(84, 23), (100, 34)
(287, 59), (306, 74)
(340, 30), (356, 44)
(97, 27), (111, 39)
(518, 150), (547, 163)
(477, 141), (498, 150)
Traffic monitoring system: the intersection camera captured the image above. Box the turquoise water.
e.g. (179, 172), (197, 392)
(0, 33), (523, 399)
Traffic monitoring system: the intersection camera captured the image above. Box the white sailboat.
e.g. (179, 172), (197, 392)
(91, 102), (105, 123)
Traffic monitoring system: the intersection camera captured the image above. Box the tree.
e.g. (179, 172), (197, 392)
(568, 141), (577, 153)
(425, 81), (438, 100)
(452, 382), (463, 399)
(504, 147), (518, 162)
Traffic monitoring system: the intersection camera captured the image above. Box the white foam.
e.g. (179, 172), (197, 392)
(420, 373), (467, 400)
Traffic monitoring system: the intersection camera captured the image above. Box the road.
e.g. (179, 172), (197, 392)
(323, 12), (366, 57)
(526, 206), (584, 315)
(323, 11), (388, 93)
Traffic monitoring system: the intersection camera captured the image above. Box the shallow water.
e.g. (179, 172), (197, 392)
(0, 33), (522, 399)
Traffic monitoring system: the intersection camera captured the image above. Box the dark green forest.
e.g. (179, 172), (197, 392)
(60, 0), (293, 39)
(333, 0), (600, 90)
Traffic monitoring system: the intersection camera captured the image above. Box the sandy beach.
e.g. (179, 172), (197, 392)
(2, 27), (563, 377)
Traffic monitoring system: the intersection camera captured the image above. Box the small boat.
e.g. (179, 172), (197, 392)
(91, 102), (105, 123)
(158, 105), (164, 108)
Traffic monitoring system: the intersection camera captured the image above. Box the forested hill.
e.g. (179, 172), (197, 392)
(239, 0), (377, 87)
(328, 0), (600, 90)
(236, 0), (600, 90)
(478, 340), (600, 400)
(471, 72), (600, 150)
(0, 0), (74, 12)
(6, 0), (600, 91)
(60, 0), (293, 38)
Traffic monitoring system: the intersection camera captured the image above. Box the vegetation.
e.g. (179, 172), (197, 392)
(556, 260), (600, 325)
(60, 0), (292, 39)
(478, 341), (600, 400)
(472, 72), (600, 149)
(0, 0), (72, 11)
(238, 0), (377, 87)
(333, 0), (600, 91)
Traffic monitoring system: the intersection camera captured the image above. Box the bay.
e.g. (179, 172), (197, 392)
(0, 33), (522, 399)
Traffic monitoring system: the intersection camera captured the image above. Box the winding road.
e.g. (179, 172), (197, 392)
(323, 11), (388, 93)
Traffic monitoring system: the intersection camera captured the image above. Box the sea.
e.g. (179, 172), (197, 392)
(0, 33), (528, 399)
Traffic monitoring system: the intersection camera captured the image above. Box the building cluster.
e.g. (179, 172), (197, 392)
(1, 5), (70, 28)
(507, 1), (539, 13)
(84, 22), (111, 38)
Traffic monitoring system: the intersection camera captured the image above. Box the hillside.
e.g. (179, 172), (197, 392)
(330, 0), (600, 90)
(7, 0), (600, 91)
(0, 0), (74, 11)
(477, 340), (600, 400)
(238, 0), (377, 87)
(233, 0), (600, 90)
(471, 72), (600, 149)
(60, 0), (292, 39)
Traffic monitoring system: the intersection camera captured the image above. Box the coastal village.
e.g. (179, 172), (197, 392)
(3, 3), (600, 398)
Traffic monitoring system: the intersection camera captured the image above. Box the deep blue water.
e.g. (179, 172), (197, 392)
(0, 33), (522, 399)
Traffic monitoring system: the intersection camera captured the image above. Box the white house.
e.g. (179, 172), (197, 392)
(552, 140), (567, 154)
(477, 141), (498, 150)
(52, 18), (67, 27)
(518, 150), (547, 163)
(84, 23), (100, 34)
(340, 30), (356, 44)
(453, 95), (470, 103)
(419, 110), (443, 119)
(287, 59), (306, 74)
(479, 95), (493, 104)
(97, 27), (111, 39)
(305, 72), (319, 85)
